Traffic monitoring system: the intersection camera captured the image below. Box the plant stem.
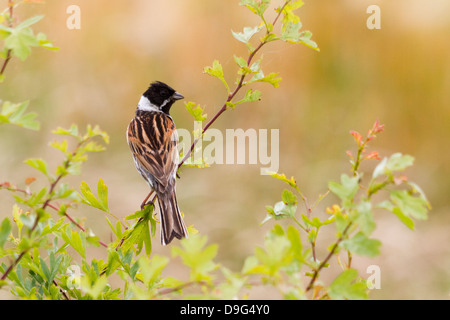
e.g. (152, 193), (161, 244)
(1, 140), (89, 281)
(177, 3), (287, 169)
(0, 50), (11, 76)
(305, 222), (352, 292)
(0, 183), (109, 249)
(0, 0), (14, 77)
(157, 280), (209, 296)
(56, 206), (108, 248)
(352, 146), (364, 176)
(178, 42), (265, 169)
(0, 251), (26, 281)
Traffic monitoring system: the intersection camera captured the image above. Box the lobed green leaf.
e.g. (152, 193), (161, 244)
(24, 158), (49, 177)
(340, 232), (381, 258)
(204, 60), (230, 93)
(231, 26), (262, 44)
(0, 218), (12, 249)
(328, 268), (368, 300)
(0, 101), (39, 130)
(328, 174), (359, 205)
(184, 101), (207, 122)
(79, 179), (109, 213)
(239, 0), (270, 16)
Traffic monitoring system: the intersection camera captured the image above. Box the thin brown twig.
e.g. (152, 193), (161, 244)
(141, 1), (289, 208)
(0, 0), (14, 76)
(156, 280), (210, 296)
(177, 2), (288, 170)
(305, 222), (353, 292)
(0, 183), (109, 248)
(1, 141), (91, 281)
(29, 141), (84, 233)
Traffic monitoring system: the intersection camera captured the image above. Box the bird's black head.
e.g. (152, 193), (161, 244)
(142, 81), (184, 114)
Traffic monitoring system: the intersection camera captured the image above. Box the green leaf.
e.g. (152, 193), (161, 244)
(83, 141), (106, 152)
(52, 124), (79, 139)
(352, 201), (376, 236)
(268, 172), (299, 190)
(386, 153), (415, 173)
(105, 217), (123, 239)
(278, 0), (304, 26)
(390, 190), (429, 221)
(97, 178), (109, 212)
(24, 158), (49, 177)
(0, 101), (39, 130)
(36, 32), (59, 51)
(141, 222), (152, 256)
(269, 224), (285, 237)
(234, 89), (262, 105)
(204, 60), (230, 93)
(340, 232), (381, 258)
(15, 15), (44, 30)
(79, 180), (109, 212)
(4, 27), (39, 61)
(274, 200), (297, 218)
(1, 16), (58, 60)
(81, 275), (108, 300)
(61, 228), (86, 259)
(85, 124), (110, 144)
(40, 217), (66, 237)
(215, 268), (247, 300)
(328, 174), (359, 205)
(282, 189), (297, 205)
(121, 205), (155, 256)
(137, 255), (169, 286)
(297, 30), (319, 51)
(301, 214), (334, 229)
(249, 71), (282, 87)
(245, 225), (305, 277)
(12, 205), (23, 237)
(242, 256), (264, 275)
(286, 225), (303, 263)
(234, 55), (253, 75)
(239, 0), (270, 16)
(250, 224), (302, 277)
(280, 21), (303, 43)
(49, 139), (69, 154)
(171, 235), (218, 282)
(72, 230), (86, 259)
(254, 237), (290, 276)
(263, 188), (299, 224)
(408, 181), (430, 206)
(0, 218), (12, 249)
(27, 187), (48, 207)
(372, 156), (388, 179)
(65, 161), (82, 176)
(233, 55), (248, 69)
(378, 200), (415, 230)
(231, 26), (262, 44)
(184, 101), (207, 122)
(39, 257), (51, 283)
(328, 269), (368, 300)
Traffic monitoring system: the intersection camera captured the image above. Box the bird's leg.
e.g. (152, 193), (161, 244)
(140, 190), (154, 210)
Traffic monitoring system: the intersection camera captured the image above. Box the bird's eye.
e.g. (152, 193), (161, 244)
(160, 89), (169, 97)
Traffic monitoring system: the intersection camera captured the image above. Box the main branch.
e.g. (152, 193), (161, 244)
(177, 3), (288, 169)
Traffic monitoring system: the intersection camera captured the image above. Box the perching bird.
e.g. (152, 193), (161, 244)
(127, 81), (188, 245)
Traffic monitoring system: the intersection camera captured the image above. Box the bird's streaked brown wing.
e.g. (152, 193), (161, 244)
(127, 111), (178, 192)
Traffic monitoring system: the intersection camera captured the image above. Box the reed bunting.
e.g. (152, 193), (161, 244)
(127, 81), (188, 245)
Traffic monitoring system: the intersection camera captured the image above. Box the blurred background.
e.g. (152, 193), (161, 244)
(0, 0), (449, 299)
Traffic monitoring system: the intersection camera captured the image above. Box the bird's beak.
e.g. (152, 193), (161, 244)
(172, 92), (184, 100)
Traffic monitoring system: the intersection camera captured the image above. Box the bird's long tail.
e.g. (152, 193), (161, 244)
(157, 191), (188, 245)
